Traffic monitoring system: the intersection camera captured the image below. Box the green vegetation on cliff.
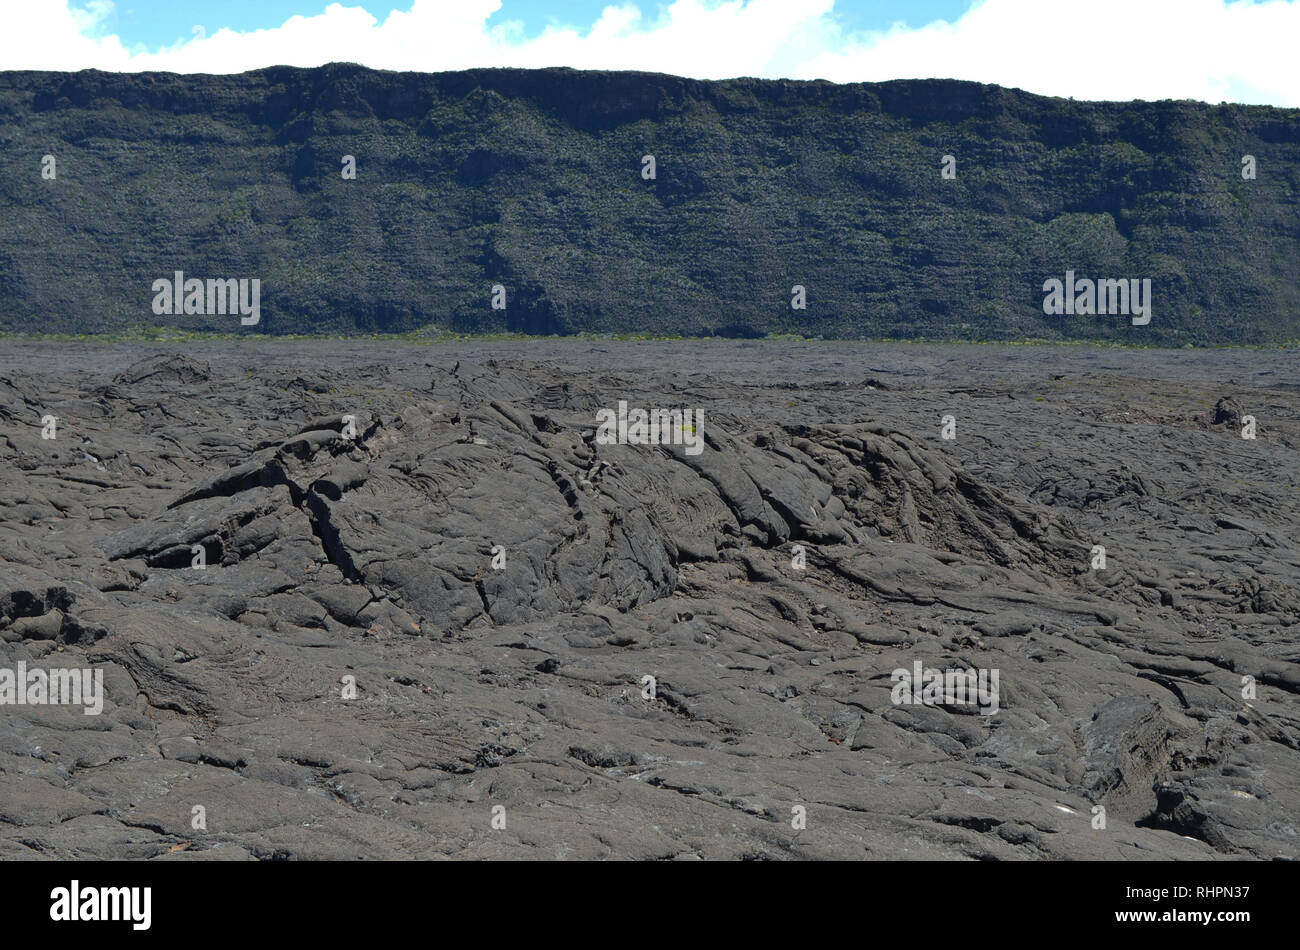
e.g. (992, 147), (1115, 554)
(0, 65), (1296, 343)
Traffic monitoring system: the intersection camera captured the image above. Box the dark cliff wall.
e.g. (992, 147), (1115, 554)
(0, 64), (1296, 341)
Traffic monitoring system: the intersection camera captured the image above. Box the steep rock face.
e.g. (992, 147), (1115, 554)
(0, 65), (1297, 342)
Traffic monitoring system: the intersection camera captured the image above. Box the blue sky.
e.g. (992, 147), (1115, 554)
(101, 1), (972, 50)
(7, 1), (1298, 106)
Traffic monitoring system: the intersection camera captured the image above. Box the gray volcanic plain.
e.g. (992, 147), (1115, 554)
(1, 340), (1298, 860)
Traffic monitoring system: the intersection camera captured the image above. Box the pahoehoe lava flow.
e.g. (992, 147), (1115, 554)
(1, 341), (1297, 860)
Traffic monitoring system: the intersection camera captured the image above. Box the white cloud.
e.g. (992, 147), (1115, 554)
(799, 0), (1300, 105)
(0, 0), (1296, 106)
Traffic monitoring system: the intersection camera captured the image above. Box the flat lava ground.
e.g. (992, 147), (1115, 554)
(1, 340), (1297, 860)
